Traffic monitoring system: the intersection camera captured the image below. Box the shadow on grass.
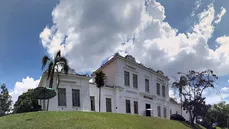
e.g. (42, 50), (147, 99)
(179, 121), (204, 129)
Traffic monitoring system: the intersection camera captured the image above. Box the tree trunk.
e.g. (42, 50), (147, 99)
(180, 94), (182, 116)
(43, 99), (45, 111)
(99, 87), (101, 112)
(188, 110), (193, 124)
(191, 113), (196, 125)
(47, 99), (49, 111)
(57, 72), (60, 89)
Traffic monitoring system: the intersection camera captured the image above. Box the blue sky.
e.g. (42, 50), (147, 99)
(1, 0), (229, 104)
(0, 0), (57, 87)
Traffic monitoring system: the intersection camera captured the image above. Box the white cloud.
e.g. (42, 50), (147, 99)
(169, 89), (176, 99)
(221, 87), (229, 92)
(40, 0), (228, 104)
(191, 0), (202, 16)
(120, 3), (229, 77)
(40, 0), (144, 72)
(205, 93), (229, 104)
(10, 77), (40, 104)
(215, 7), (226, 24)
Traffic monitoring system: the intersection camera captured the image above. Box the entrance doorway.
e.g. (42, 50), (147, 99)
(106, 98), (112, 112)
(146, 104), (151, 117)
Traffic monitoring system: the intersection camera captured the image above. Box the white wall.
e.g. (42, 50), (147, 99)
(39, 73), (90, 111)
(90, 84), (115, 112)
(168, 102), (190, 121)
(89, 57), (172, 119)
(38, 55), (190, 121)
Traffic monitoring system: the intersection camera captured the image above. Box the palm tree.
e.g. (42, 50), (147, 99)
(42, 50), (69, 89)
(172, 75), (188, 116)
(95, 71), (106, 112)
(41, 50), (69, 110)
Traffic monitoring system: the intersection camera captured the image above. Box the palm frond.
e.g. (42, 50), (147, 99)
(59, 57), (69, 74)
(42, 56), (50, 69)
(47, 62), (54, 79)
(54, 50), (61, 63)
(48, 68), (55, 88)
(63, 64), (69, 74)
(49, 77), (54, 88)
(56, 50), (61, 57)
(59, 57), (68, 64)
(95, 71), (106, 88)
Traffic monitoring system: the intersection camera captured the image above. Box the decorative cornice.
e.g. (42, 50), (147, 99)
(126, 90), (138, 94)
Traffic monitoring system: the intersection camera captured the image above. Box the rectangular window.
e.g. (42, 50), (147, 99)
(157, 83), (160, 95)
(170, 110), (172, 116)
(145, 79), (149, 92)
(162, 85), (165, 97)
(157, 106), (161, 117)
(124, 71), (130, 86)
(90, 96), (95, 111)
(58, 88), (66, 106)
(106, 98), (112, 112)
(164, 108), (167, 118)
(72, 89), (80, 107)
(126, 100), (131, 113)
(133, 74), (138, 88)
(134, 101), (138, 114)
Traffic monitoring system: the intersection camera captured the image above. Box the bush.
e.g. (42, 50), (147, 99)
(170, 114), (186, 121)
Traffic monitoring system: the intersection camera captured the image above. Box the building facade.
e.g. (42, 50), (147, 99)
(38, 53), (190, 120)
(38, 69), (91, 111)
(89, 53), (185, 119)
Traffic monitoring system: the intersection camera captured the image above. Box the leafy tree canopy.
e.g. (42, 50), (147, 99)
(172, 70), (218, 124)
(14, 89), (41, 113)
(0, 83), (12, 116)
(42, 50), (69, 88)
(205, 102), (229, 128)
(95, 71), (106, 88)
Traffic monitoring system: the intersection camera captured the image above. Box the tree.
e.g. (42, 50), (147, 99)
(0, 84), (12, 116)
(205, 102), (229, 128)
(95, 71), (106, 112)
(41, 50), (69, 110)
(14, 89), (41, 113)
(172, 70), (218, 124)
(42, 50), (69, 89)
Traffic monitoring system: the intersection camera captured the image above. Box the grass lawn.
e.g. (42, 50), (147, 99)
(215, 127), (228, 129)
(0, 111), (205, 129)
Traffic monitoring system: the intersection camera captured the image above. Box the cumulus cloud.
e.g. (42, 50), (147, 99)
(10, 77), (40, 104)
(205, 93), (229, 104)
(40, 0), (144, 72)
(40, 0), (228, 103)
(191, 0), (202, 16)
(122, 3), (229, 78)
(40, 0), (228, 76)
(215, 7), (226, 24)
(221, 87), (229, 92)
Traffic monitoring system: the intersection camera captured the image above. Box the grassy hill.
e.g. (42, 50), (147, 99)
(0, 111), (205, 129)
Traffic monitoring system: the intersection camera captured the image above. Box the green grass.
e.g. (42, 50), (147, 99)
(215, 126), (228, 129)
(0, 111), (205, 129)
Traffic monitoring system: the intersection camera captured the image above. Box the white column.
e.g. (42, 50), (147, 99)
(115, 89), (120, 113)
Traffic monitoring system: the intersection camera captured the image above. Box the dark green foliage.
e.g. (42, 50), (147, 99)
(95, 71), (106, 112)
(0, 84), (12, 116)
(95, 71), (106, 88)
(14, 89), (41, 113)
(173, 70), (218, 124)
(204, 102), (229, 128)
(41, 50), (69, 88)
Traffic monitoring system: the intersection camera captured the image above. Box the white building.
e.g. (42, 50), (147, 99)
(38, 53), (189, 120)
(38, 69), (91, 111)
